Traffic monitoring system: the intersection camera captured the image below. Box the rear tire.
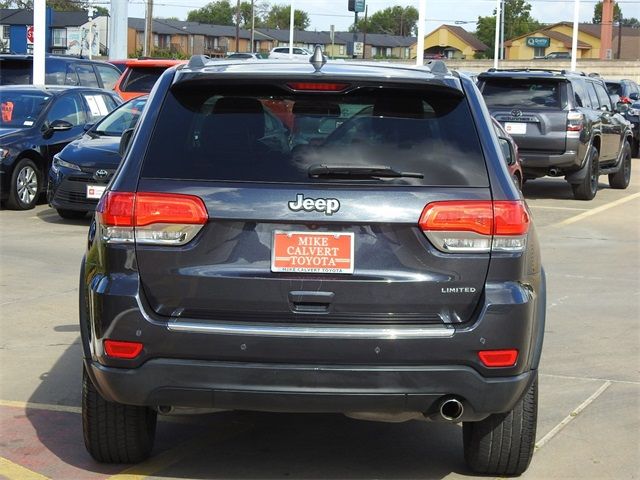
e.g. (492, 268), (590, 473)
(82, 367), (157, 463)
(608, 141), (631, 189)
(572, 147), (599, 200)
(57, 209), (87, 219)
(463, 374), (538, 476)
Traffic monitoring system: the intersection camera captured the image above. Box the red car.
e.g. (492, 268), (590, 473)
(114, 59), (186, 101)
(492, 117), (524, 190)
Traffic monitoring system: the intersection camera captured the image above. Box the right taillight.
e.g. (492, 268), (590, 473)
(566, 110), (584, 134)
(96, 191), (208, 245)
(419, 200), (530, 253)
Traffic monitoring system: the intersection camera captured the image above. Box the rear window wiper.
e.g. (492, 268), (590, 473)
(308, 164), (424, 179)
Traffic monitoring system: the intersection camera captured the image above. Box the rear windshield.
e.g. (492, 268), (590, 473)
(141, 85), (488, 187)
(482, 78), (564, 109)
(1, 91), (50, 128)
(605, 82), (622, 96)
(121, 67), (167, 93)
(0, 60), (31, 85)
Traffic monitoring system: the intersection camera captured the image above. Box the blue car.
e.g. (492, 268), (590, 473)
(47, 96), (147, 219)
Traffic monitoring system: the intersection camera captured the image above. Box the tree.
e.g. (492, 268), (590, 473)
(263, 4), (310, 30)
(187, 0), (234, 25)
(351, 6), (418, 36)
(592, 1), (622, 23)
(593, 1), (639, 27)
(475, 0), (542, 58)
(238, 1), (269, 28)
(1, 0), (86, 9)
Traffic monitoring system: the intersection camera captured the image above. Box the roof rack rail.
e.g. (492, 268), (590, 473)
(187, 54), (211, 69)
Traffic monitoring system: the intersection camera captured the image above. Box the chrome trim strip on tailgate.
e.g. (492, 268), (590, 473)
(167, 321), (454, 339)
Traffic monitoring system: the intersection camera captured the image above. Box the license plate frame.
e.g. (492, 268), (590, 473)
(271, 231), (354, 274)
(86, 184), (106, 200)
(504, 122), (527, 135)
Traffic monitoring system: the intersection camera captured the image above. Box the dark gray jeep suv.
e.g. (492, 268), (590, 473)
(479, 69), (633, 200)
(80, 55), (545, 476)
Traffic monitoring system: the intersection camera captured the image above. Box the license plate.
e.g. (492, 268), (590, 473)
(86, 185), (106, 199)
(271, 231), (354, 274)
(504, 122), (527, 135)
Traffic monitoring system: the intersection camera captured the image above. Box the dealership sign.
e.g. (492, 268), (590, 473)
(526, 37), (550, 48)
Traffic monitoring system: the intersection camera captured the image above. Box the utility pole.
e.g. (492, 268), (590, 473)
(499, 0), (505, 60)
(235, 0), (240, 53)
(416, 0), (425, 66)
(570, 0), (579, 71)
(352, 10), (358, 58)
(144, 0), (153, 57)
(87, 0), (94, 59)
(250, 0), (255, 53)
(289, 0), (294, 58)
(362, 4), (367, 59)
(617, 14), (622, 59)
(493, 0), (501, 68)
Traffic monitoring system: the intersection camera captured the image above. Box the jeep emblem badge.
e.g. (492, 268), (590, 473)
(288, 194), (340, 215)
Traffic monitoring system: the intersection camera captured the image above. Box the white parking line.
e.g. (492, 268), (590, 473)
(546, 192), (640, 228)
(528, 205), (589, 211)
(540, 372), (640, 386)
(535, 380), (612, 450)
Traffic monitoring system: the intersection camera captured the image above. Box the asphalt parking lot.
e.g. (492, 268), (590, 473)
(0, 161), (639, 480)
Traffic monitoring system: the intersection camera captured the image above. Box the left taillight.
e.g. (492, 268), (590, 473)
(419, 200), (530, 253)
(96, 191), (208, 245)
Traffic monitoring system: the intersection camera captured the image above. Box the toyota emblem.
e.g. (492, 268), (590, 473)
(95, 169), (109, 180)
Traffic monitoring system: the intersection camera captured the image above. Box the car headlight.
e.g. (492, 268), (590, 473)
(0, 147), (9, 160)
(52, 155), (81, 172)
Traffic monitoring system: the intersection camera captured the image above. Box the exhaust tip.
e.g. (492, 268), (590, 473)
(439, 398), (464, 421)
(157, 405), (173, 414)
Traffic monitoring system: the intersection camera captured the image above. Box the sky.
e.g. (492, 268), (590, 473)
(124, 0), (640, 33)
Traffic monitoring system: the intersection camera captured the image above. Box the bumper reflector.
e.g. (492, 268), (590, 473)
(478, 349), (518, 367)
(104, 340), (143, 359)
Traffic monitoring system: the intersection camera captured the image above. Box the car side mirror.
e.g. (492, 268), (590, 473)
(616, 102), (630, 114)
(50, 119), (74, 131)
(630, 92), (639, 101)
(119, 128), (135, 157)
(498, 137), (515, 166)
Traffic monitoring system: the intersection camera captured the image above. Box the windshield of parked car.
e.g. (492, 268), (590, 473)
(93, 97), (147, 136)
(140, 85), (488, 187)
(482, 79), (564, 109)
(121, 67), (167, 93)
(0, 91), (51, 128)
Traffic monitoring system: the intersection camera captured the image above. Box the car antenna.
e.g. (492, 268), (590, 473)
(309, 45), (326, 73)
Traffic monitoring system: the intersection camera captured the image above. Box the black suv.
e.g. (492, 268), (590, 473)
(605, 79), (640, 157)
(479, 69), (634, 200)
(0, 55), (122, 90)
(80, 56), (546, 476)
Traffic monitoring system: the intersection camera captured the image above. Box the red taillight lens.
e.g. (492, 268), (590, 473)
(104, 339), (143, 359)
(97, 191), (135, 226)
(135, 193), (208, 226)
(620, 96), (631, 104)
(419, 200), (529, 253)
(493, 201), (530, 235)
(97, 192), (208, 245)
(287, 82), (349, 92)
(478, 349), (518, 367)
(566, 110), (583, 132)
(419, 201), (493, 236)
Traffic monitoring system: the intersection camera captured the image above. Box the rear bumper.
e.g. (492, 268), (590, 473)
(518, 150), (580, 173)
(85, 357), (535, 421)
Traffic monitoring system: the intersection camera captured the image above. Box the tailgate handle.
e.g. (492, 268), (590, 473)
(289, 291), (334, 313)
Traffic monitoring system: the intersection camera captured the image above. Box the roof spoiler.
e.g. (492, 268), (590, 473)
(424, 60), (448, 74)
(483, 67), (594, 77)
(188, 55), (211, 69)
